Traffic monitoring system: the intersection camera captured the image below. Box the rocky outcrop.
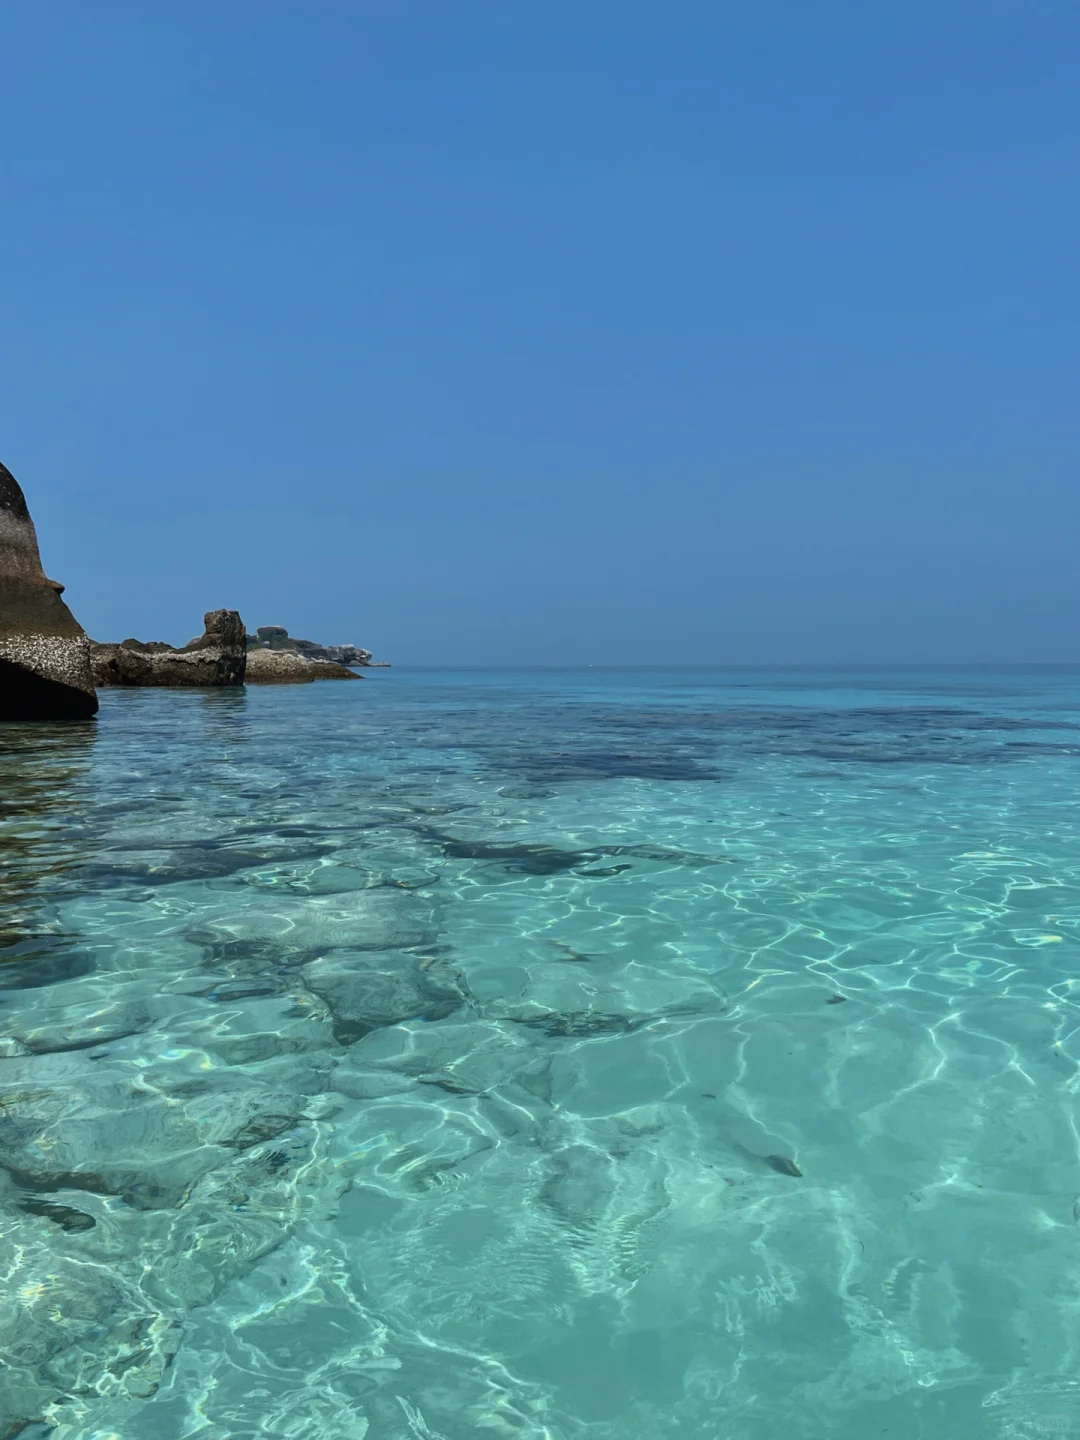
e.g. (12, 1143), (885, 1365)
(91, 610), (246, 687)
(0, 461), (98, 721)
(247, 625), (377, 667)
(244, 648), (359, 683)
(90, 615), (363, 688)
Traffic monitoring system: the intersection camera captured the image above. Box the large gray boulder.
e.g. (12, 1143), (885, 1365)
(92, 610), (247, 687)
(0, 461), (98, 721)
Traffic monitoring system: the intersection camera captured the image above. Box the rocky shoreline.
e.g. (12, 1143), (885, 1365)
(1, 461), (387, 719)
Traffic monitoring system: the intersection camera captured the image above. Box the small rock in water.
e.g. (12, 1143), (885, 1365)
(763, 1154), (803, 1177)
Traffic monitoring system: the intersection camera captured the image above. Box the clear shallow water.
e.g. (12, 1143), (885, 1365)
(3, 669), (1080, 1439)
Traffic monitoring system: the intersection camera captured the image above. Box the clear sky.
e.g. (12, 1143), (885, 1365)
(1, 2), (1077, 664)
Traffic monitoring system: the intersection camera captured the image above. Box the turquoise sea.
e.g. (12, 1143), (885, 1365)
(3, 668), (1080, 1440)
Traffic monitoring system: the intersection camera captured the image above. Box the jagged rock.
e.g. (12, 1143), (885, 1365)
(91, 611), (246, 687)
(244, 649), (359, 684)
(0, 461), (98, 720)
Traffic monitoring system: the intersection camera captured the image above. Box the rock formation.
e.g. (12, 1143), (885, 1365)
(244, 649), (360, 683)
(247, 625), (376, 667)
(0, 461), (98, 721)
(90, 616), (368, 687)
(91, 610), (247, 687)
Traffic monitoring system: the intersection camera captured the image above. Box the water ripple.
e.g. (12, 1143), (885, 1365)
(2, 668), (1080, 1438)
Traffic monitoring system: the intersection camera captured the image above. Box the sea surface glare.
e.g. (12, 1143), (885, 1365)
(3, 668), (1080, 1439)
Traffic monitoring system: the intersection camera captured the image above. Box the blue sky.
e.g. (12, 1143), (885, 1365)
(1, 2), (1077, 663)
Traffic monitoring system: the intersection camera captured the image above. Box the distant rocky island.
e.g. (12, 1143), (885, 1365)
(0, 460), (387, 720)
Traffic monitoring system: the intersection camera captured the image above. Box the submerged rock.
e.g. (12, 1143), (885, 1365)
(0, 461), (98, 720)
(244, 649), (359, 684)
(18, 1197), (97, 1231)
(763, 1153), (803, 1177)
(91, 610), (247, 687)
(303, 951), (465, 1044)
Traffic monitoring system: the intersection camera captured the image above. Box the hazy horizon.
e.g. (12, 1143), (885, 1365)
(2, 2), (1077, 666)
